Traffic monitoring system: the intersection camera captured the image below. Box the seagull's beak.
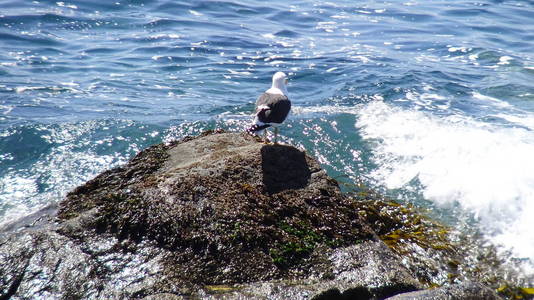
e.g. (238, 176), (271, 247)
(284, 78), (289, 85)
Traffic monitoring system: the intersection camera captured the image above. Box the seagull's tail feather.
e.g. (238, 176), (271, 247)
(246, 123), (271, 134)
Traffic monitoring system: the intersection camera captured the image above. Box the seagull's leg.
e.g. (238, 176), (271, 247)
(274, 127), (279, 144)
(263, 128), (268, 143)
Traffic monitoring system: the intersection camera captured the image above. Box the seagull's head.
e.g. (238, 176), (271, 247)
(272, 71), (288, 91)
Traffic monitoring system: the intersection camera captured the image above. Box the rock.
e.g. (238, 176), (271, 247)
(385, 282), (503, 300)
(0, 131), (503, 299)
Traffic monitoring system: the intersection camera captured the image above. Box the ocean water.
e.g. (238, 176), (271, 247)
(1, 0), (534, 281)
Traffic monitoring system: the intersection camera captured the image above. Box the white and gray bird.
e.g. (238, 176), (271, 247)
(246, 72), (291, 144)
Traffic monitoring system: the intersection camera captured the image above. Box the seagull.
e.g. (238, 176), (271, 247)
(246, 72), (291, 144)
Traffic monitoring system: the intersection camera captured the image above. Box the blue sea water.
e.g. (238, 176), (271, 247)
(1, 0), (534, 280)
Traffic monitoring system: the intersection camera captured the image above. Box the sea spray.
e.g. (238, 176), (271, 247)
(357, 100), (534, 276)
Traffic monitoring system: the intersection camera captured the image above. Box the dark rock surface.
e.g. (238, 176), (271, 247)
(0, 131), (504, 299)
(385, 281), (502, 300)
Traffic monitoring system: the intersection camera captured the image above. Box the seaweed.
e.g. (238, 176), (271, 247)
(269, 221), (325, 267)
(349, 183), (530, 299)
(497, 285), (534, 300)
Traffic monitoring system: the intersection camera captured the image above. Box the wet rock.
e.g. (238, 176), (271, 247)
(385, 281), (503, 300)
(0, 131), (502, 299)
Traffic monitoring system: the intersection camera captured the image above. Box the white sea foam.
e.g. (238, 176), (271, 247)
(498, 56), (513, 65)
(290, 98), (534, 275)
(56, 1), (77, 9)
(316, 21), (337, 32)
(149, 33), (181, 39)
(227, 69), (252, 76)
(447, 46), (470, 53)
(356, 100), (534, 273)
(261, 33), (276, 39)
(472, 92), (513, 109)
(0, 105), (14, 115)
(189, 10), (203, 17)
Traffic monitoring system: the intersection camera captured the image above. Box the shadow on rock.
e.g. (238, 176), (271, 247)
(261, 144), (311, 194)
